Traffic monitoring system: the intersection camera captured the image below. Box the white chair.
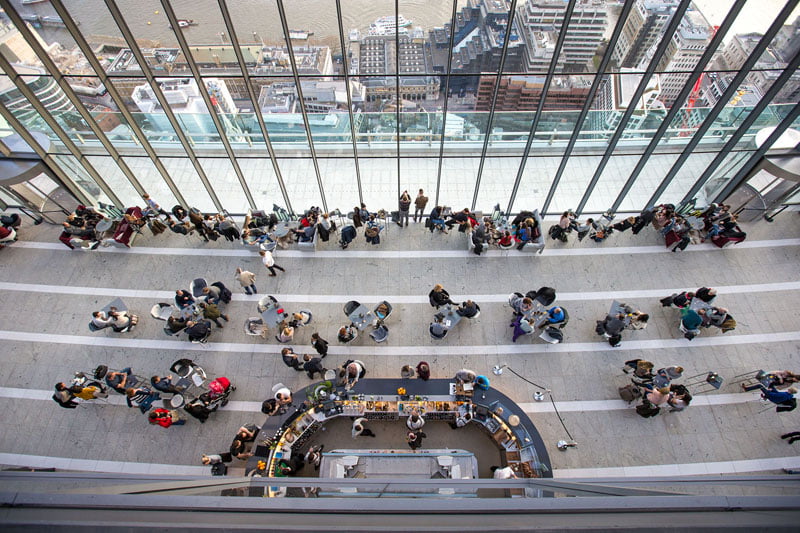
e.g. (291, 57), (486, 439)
(370, 324), (389, 343)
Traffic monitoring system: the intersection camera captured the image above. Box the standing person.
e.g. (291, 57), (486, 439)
(398, 191), (411, 227)
(352, 417), (376, 438)
(235, 267), (257, 295)
(310, 333), (328, 358)
(407, 429), (426, 450)
(303, 354), (326, 379)
(414, 189), (428, 223)
(406, 410), (425, 431)
(281, 347), (303, 371)
(428, 284), (455, 308)
(259, 249), (285, 277)
(304, 444), (324, 471)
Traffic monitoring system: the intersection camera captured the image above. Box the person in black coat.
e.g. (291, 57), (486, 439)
(311, 333), (328, 358)
(185, 320), (211, 341)
(599, 313), (626, 347)
(281, 347), (303, 371)
(429, 284), (455, 308)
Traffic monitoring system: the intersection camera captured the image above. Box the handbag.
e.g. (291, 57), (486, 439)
(425, 218), (433, 229)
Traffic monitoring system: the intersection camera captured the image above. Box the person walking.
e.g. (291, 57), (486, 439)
(352, 417), (376, 438)
(413, 188), (428, 223)
(311, 333), (328, 358)
(398, 190), (411, 227)
(281, 347), (303, 371)
(235, 267), (257, 295)
(199, 301), (229, 328)
(259, 249), (285, 277)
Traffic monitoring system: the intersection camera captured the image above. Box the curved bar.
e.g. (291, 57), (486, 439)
(250, 378), (552, 493)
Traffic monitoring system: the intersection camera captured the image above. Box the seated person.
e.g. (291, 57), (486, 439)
(512, 297), (534, 316)
(172, 205), (188, 221)
(151, 375), (183, 394)
(720, 215), (746, 239)
(455, 369), (477, 384)
(53, 382), (80, 408)
(125, 386), (160, 413)
(274, 386), (292, 406)
(241, 228), (272, 246)
(110, 310), (135, 332)
(599, 313), (626, 347)
(758, 385), (798, 412)
(446, 208), (470, 230)
(498, 230), (514, 248)
(456, 300), (479, 318)
(105, 367), (133, 394)
(261, 397), (281, 416)
(276, 325), (295, 343)
(91, 311), (114, 330)
(695, 287), (717, 303)
(428, 284), (454, 308)
(703, 307), (728, 328)
(429, 321), (447, 339)
(167, 219), (193, 235)
(175, 290), (195, 309)
(375, 302), (390, 320)
(166, 315), (187, 334)
(294, 225), (316, 243)
(275, 453), (304, 476)
(290, 311), (312, 327)
(428, 206), (447, 233)
(230, 437), (253, 460)
(540, 306), (565, 327)
(61, 220), (95, 240)
(338, 325), (357, 343)
(680, 307), (704, 332)
(185, 319), (212, 341)
(628, 311), (649, 330)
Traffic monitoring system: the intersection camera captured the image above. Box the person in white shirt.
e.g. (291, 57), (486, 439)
(352, 417), (375, 438)
(406, 410), (425, 431)
(259, 250), (286, 277)
(491, 466), (518, 479)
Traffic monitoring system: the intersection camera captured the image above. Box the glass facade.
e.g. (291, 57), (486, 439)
(0, 0), (797, 215)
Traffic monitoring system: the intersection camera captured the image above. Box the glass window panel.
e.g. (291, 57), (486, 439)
(84, 155), (140, 206)
(358, 157), (397, 210)
(475, 156), (522, 212)
(121, 156), (178, 208)
(548, 155), (601, 214)
(439, 156), (477, 209)
(198, 157), (249, 212)
(250, 77), (312, 152)
(152, 76), (220, 146)
(115, 0), (188, 74)
(512, 154), (562, 212)
(237, 157), (285, 211)
(52, 154), (112, 205)
(160, 157), (215, 211)
(318, 157), (358, 212)
(399, 158), (437, 210)
(278, 158), (323, 210)
(654, 150), (719, 207)
(357, 85), (397, 155)
(105, 77), (183, 149)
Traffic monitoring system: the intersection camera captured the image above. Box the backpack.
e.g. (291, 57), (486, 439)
(211, 462), (227, 476)
(636, 401), (660, 418)
(720, 316), (736, 332)
(619, 384), (642, 403)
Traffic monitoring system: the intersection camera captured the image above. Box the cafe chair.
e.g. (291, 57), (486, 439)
(343, 300), (361, 317)
(88, 321), (104, 332)
(338, 327), (358, 344)
(190, 328), (211, 345)
(150, 302), (175, 321)
(190, 277), (208, 299)
(539, 327), (564, 344)
(373, 300), (393, 322)
(369, 324), (389, 343)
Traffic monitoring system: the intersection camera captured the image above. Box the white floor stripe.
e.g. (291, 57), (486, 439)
(555, 456), (800, 478)
(1, 450), (796, 478)
(0, 386), (762, 414)
(1, 329), (799, 356)
(1, 280), (798, 305)
(14, 236), (800, 259)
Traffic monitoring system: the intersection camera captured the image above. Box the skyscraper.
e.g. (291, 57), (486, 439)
(613, 0), (679, 69)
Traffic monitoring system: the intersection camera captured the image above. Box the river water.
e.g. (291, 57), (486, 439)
(12, 1), (800, 55)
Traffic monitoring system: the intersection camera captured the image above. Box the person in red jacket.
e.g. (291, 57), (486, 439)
(148, 408), (185, 428)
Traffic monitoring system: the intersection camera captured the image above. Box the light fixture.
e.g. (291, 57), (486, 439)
(556, 440), (578, 451)
(492, 364), (507, 376)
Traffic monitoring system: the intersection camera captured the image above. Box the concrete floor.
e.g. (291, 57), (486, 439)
(0, 210), (798, 478)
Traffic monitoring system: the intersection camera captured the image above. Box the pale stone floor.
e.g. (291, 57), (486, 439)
(0, 209), (798, 478)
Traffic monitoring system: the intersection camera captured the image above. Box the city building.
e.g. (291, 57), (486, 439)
(651, 8), (713, 108)
(517, 0), (608, 72)
(356, 35), (440, 105)
(476, 74), (593, 111)
(613, 0), (679, 69)
(593, 68), (666, 136)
